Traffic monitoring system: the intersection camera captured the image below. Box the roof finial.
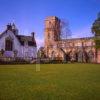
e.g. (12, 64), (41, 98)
(12, 23), (16, 29)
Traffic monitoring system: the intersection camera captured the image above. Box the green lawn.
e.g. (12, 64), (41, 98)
(0, 64), (100, 100)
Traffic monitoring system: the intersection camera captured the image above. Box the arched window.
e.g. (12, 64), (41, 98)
(88, 50), (94, 63)
(77, 50), (83, 62)
(5, 37), (13, 51)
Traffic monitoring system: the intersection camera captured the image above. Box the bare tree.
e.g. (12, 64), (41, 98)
(60, 19), (72, 40)
(59, 19), (72, 62)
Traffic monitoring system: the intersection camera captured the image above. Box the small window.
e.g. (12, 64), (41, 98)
(28, 41), (33, 46)
(21, 41), (24, 45)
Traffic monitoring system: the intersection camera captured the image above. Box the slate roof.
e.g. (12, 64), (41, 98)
(16, 35), (36, 47)
(0, 26), (37, 47)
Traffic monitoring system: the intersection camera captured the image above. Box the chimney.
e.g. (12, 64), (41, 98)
(31, 32), (36, 47)
(7, 23), (12, 30)
(31, 32), (35, 38)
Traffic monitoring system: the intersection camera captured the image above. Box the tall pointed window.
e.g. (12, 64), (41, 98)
(5, 37), (13, 51)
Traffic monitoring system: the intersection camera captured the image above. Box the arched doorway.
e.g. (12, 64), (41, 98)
(5, 37), (13, 51)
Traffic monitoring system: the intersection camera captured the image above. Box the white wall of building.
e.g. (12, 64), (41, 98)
(0, 30), (37, 59)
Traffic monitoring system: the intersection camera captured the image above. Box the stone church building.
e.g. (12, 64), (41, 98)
(44, 16), (99, 63)
(0, 23), (37, 60)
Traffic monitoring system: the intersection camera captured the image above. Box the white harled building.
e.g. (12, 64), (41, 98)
(0, 23), (37, 59)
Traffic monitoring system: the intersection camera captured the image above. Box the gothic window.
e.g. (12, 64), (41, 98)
(88, 50), (94, 62)
(77, 50), (83, 62)
(5, 38), (13, 51)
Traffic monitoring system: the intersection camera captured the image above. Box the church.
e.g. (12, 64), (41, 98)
(44, 16), (100, 63)
(0, 23), (37, 60)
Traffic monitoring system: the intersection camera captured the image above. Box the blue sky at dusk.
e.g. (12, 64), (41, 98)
(0, 0), (100, 47)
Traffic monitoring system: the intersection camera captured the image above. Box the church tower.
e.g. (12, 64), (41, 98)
(44, 16), (61, 57)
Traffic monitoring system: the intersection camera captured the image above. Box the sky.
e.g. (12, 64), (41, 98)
(0, 0), (100, 47)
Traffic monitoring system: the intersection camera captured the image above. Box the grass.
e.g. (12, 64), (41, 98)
(0, 63), (100, 100)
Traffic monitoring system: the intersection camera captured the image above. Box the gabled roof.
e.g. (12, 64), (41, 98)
(0, 24), (37, 47)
